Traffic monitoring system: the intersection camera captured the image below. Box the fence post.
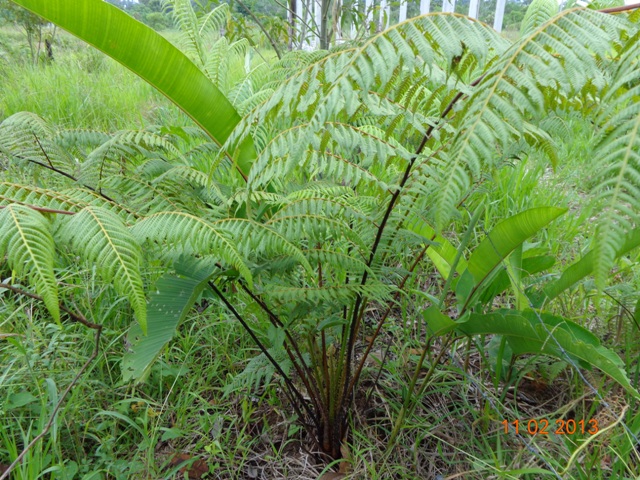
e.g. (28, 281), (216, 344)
(399, 0), (408, 21)
(380, 0), (390, 28)
(493, 0), (506, 31)
(442, 0), (456, 13)
(468, 0), (479, 18)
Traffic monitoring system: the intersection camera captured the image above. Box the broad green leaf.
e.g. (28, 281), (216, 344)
(5, 391), (38, 411)
(121, 258), (218, 381)
(10, 0), (256, 176)
(423, 306), (458, 336)
(467, 207), (566, 285)
(406, 217), (467, 278)
(533, 228), (640, 307)
(0, 205), (59, 321)
(60, 207), (146, 332)
(457, 310), (639, 398)
(478, 255), (556, 305)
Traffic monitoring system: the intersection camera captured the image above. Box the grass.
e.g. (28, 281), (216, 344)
(0, 26), (189, 131)
(1, 17), (640, 480)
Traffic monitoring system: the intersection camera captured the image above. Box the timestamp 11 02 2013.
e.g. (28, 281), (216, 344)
(502, 418), (599, 436)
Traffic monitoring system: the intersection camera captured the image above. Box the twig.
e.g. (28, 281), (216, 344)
(235, 0), (282, 59)
(0, 290), (102, 480)
(6, 151), (118, 204)
(599, 2), (640, 13)
(0, 204), (75, 215)
(0, 283), (100, 328)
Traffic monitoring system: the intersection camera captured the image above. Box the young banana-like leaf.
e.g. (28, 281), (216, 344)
(531, 228), (640, 307)
(457, 207), (566, 310)
(424, 307), (639, 399)
(9, 0), (256, 177)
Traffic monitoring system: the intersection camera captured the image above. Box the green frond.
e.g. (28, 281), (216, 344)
(0, 205), (59, 321)
(304, 248), (375, 279)
(163, 0), (205, 64)
(591, 32), (640, 286)
(131, 211), (253, 286)
(268, 283), (393, 306)
(0, 183), (84, 213)
(197, 2), (229, 38)
(433, 9), (628, 227)
(247, 123), (399, 191)
(226, 14), (508, 163)
(59, 207), (146, 329)
(58, 188), (137, 220)
(211, 218), (312, 272)
(266, 213), (370, 254)
(520, 0), (559, 37)
(103, 174), (201, 215)
(0, 112), (74, 174)
(78, 128), (182, 187)
(236, 89), (274, 116)
(55, 128), (112, 155)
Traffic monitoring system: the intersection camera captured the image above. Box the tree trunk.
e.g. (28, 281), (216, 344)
(320, 0), (331, 50)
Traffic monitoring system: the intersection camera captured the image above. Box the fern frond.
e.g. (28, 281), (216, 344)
(59, 207), (147, 330)
(163, 0), (205, 64)
(131, 212), (253, 286)
(103, 175), (200, 215)
(266, 213), (370, 253)
(212, 218), (312, 272)
(268, 283), (393, 306)
(197, 2), (229, 39)
(520, 0), (559, 36)
(58, 188), (137, 220)
(0, 112), (74, 174)
(591, 31), (640, 286)
(433, 9), (628, 226)
(0, 183), (83, 213)
(0, 205), (59, 321)
(78, 129), (179, 187)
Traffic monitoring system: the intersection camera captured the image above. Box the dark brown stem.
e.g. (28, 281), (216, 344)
(0, 283), (101, 328)
(355, 241), (433, 405)
(237, 282), (321, 397)
(599, 2), (640, 13)
(0, 205), (75, 215)
(33, 134), (54, 170)
(7, 151), (118, 205)
(339, 73), (488, 433)
(208, 281), (321, 435)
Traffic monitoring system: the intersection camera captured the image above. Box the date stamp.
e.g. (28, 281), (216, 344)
(502, 419), (599, 435)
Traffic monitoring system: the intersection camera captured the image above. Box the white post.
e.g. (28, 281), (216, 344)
(442, 0), (455, 13)
(399, 0), (408, 22)
(366, 0), (374, 26)
(493, 0), (506, 31)
(379, 0), (388, 28)
(420, 0), (430, 15)
(468, 0), (479, 18)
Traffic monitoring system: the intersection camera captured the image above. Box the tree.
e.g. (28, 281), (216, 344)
(0, 0), (49, 64)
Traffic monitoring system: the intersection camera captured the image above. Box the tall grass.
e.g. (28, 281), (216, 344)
(0, 26), (188, 130)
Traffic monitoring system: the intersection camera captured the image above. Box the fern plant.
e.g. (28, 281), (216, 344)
(3, 0), (640, 463)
